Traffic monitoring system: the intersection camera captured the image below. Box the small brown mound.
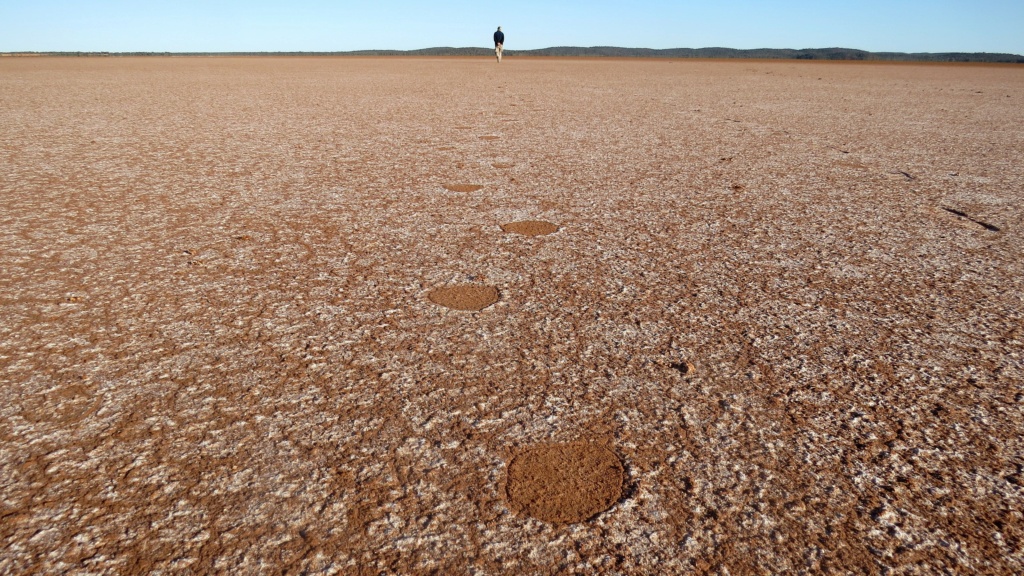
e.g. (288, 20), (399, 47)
(491, 162), (515, 169)
(443, 184), (484, 192)
(427, 285), (499, 311)
(500, 221), (559, 236)
(505, 442), (625, 524)
(479, 135), (501, 141)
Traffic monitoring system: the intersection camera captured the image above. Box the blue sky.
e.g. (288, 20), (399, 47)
(1, 1), (1022, 54)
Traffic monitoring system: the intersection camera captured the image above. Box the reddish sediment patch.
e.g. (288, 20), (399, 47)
(500, 221), (559, 236)
(505, 442), (625, 524)
(427, 285), (499, 311)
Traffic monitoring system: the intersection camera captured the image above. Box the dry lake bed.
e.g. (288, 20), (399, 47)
(1, 56), (1023, 574)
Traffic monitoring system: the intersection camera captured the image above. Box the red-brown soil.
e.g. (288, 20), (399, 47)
(427, 285), (500, 311)
(1, 56), (1022, 574)
(506, 442), (625, 524)
(443, 183), (485, 192)
(500, 220), (559, 236)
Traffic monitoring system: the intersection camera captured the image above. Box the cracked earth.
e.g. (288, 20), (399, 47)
(1, 56), (1023, 574)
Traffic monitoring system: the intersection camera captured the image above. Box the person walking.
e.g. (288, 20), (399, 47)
(493, 26), (504, 63)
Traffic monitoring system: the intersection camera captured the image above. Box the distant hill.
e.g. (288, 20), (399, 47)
(5, 47), (1023, 63)
(517, 47), (1024, 63)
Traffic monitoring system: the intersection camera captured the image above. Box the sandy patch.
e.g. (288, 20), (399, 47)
(500, 220), (559, 236)
(427, 285), (500, 311)
(506, 442), (625, 524)
(442, 183), (484, 192)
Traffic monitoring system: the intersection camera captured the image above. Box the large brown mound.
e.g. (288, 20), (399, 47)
(500, 221), (559, 236)
(505, 442), (625, 524)
(427, 285), (499, 311)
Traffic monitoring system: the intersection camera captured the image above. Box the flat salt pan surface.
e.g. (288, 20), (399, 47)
(1, 57), (1023, 574)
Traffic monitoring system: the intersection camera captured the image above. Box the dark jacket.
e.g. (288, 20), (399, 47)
(494, 30), (504, 45)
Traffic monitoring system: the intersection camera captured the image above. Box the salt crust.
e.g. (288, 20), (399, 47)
(0, 57), (1022, 574)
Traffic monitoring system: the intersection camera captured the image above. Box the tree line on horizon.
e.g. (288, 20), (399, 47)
(4, 47), (1023, 63)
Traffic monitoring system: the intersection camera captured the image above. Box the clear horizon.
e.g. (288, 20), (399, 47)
(1, 1), (1022, 55)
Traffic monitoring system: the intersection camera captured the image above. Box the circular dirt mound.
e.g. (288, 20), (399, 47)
(443, 184), (484, 192)
(505, 442), (625, 524)
(500, 221), (559, 236)
(427, 285), (499, 311)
